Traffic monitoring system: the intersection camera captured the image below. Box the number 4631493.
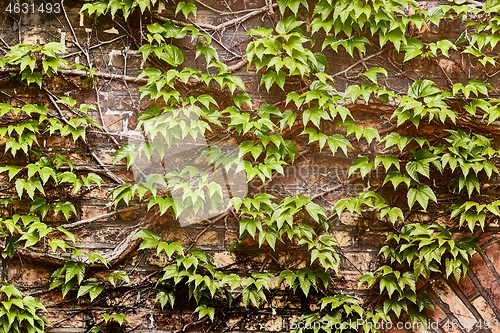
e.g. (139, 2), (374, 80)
(6, 2), (61, 14)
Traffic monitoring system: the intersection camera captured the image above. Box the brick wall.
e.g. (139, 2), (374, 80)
(1, 0), (500, 332)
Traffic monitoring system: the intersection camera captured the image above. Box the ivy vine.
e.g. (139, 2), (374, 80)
(0, 0), (499, 332)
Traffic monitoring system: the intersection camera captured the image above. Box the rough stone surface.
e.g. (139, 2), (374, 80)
(1, 0), (500, 332)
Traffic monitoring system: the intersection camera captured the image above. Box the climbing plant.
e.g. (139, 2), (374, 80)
(1, 0), (500, 332)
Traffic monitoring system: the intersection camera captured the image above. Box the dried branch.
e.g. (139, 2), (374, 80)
(228, 58), (248, 72)
(466, 0), (484, 6)
(173, 317), (208, 333)
(155, 3), (277, 32)
(42, 86), (126, 184)
(61, 0), (92, 67)
(62, 35), (127, 59)
(95, 85), (121, 147)
(15, 205), (162, 267)
(311, 176), (363, 200)
(62, 204), (146, 229)
(58, 68), (148, 84)
(333, 49), (385, 77)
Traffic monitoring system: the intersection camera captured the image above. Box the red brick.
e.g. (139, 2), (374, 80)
(469, 252), (500, 310)
(432, 279), (475, 331)
(470, 297), (500, 333)
(384, 325), (406, 333)
(457, 275), (478, 299)
(485, 242), (500, 277)
(425, 303), (447, 324)
(93, 228), (127, 243)
(45, 136), (76, 148)
(477, 233), (497, 246)
(102, 114), (124, 132)
(80, 206), (110, 221)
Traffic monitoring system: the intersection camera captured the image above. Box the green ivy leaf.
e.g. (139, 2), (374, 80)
(105, 271), (130, 287)
(175, 0), (197, 18)
(407, 184), (438, 211)
(194, 305), (215, 321)
(348, 157), (374, 178)
(156, 290), (175, 309)
(30, 197), (50, 219)
(132, 229), (162, 250)
(78, 279), (105, 301)
(54, 201), (77, 220)
(102, 313), (130, 326)
(261, 70), (287, 91)
(64, 262), (86, 284)
(276, 16), (304, 34)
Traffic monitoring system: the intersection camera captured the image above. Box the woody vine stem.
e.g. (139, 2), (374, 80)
(0, 0), (499, 332)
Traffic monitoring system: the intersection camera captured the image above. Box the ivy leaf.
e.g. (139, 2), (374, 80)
(21, 70), (42, 87)
(15, 178), (44, 199)
(296, 269), (313, 296)
(242, 287), (265, 307)
(275, 16), (304, 34)
(258, 229), (278, 250)
(64, 262), (86, 284)
(86, 253), (109, 266)
(348, 157), (374, 178)
(148, 196), (175, 215)
(358, 272), (377, 287)
(380, 206), (404, 224)
(457, 174), (480, 197)
(156, 290), (175, 309)
(194, 305), (215, 321)
(0, 165), (22, 181)
(383, 297), (407, 317)
(82, 173), (103, 189)
(401, 38), (424, 62)
(61, 278), (76, 298)
(383, 132), (412, 152)
(305, 202), (326, 222)
(113, 143), (138, 169)
(380, 29), (405, 51)
(156, 241), (184, 257)
(159, 45), (184, 67)
(408, 305), (429, 324)
(49, 239), (68, 253)
(406, 160), (430, 181)
(105, 271), (130, 287)
(239, 218), (261, 238)
(175, 0), (197, 18)
(327, 134), (352, 156)
(278, 270), (296, 288)
(261, 70), (287, 91)
(408, 79), (441, 99)
(379, 277), (400, 298)
(78, 279), (105, 301)
(54, 201), (77, 220)
(112, 184), (133, 207)
(276, 0), (308, 15)
(417, 291), (435, 312)
(102, 313), (130, 326)
(246, 27), (274, 37)
(132, 229), (162, 250)
(57, 226), (78, 244)
(30, 197), (50, 219)
(375, 155), (400, 172)
(407, 184), (438, 211)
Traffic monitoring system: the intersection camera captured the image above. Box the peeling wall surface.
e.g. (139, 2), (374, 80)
(1, 0), (500, 332)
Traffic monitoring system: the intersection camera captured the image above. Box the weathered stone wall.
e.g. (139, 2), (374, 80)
(1, 0), (500, 332)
